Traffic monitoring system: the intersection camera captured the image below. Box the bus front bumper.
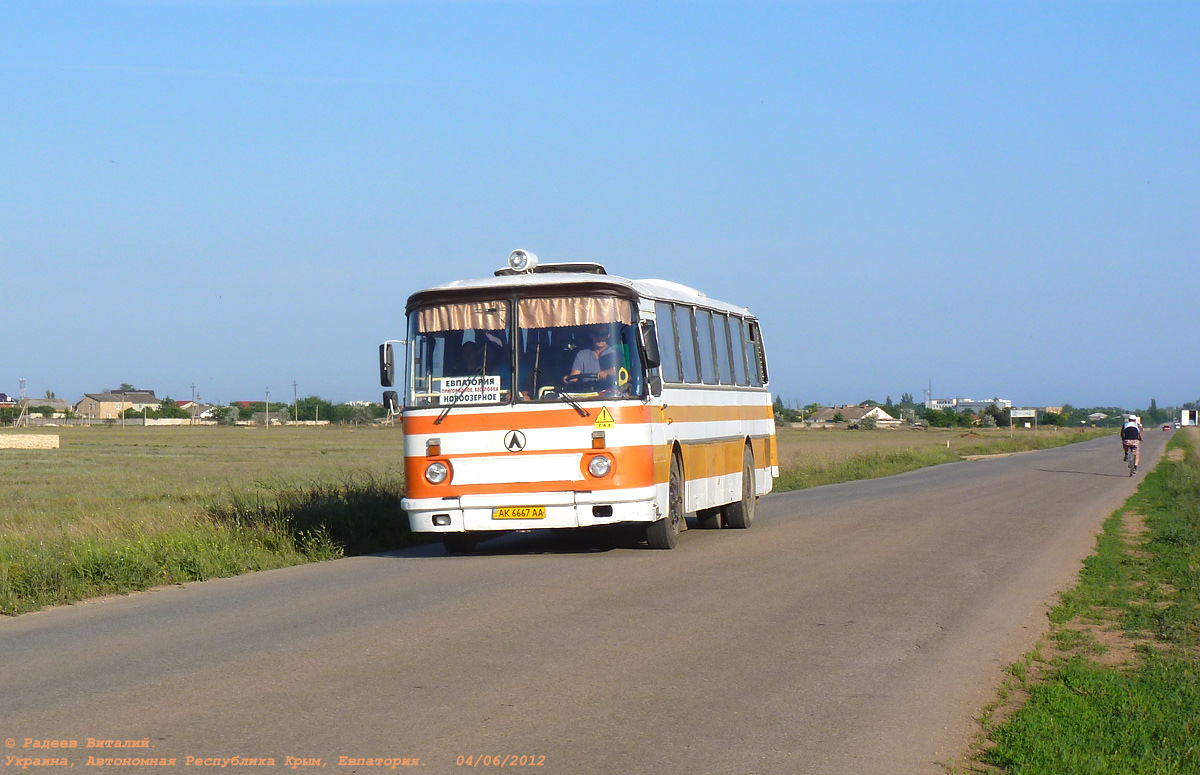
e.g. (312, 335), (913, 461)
(403, 486), (661, 533)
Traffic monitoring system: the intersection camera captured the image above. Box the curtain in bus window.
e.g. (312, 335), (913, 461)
(418, 301), (508, 333)
(674, 306), (699, 383)
(654, 302), (682, 383)
(731, 317), (748, 386)
(515, 297), (637, 400)
(516, 297), (632, 328)
(713, 313), (733, 384)
(695, 309), (718, 385)
(407, 304), (512, 407)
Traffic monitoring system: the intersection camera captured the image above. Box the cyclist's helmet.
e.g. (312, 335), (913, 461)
(1128, 414), (1139, 421)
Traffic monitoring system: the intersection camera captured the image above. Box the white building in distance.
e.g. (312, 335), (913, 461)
(926, 396), (1012, 413)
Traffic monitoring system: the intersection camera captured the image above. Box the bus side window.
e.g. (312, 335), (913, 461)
(713, 313), (733, 385)
(674, 305), (700, 383)
(695, 309), (718, 385)
(651, 302), (678, 383)
(747, 321), (766, 386)
(731, 317), (748, 386)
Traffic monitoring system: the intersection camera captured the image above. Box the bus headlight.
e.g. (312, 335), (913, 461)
(425, 461), (450, 484)
(587, 455), (612, 478)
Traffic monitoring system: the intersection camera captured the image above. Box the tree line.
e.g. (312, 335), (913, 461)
(0, 396), (388, 426)
(774, 394), (1192, 429)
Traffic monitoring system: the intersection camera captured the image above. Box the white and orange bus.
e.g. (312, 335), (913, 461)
(380, 250), (777, 551)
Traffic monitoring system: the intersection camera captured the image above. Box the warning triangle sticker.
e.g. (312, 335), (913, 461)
(594, 407), (615, 429)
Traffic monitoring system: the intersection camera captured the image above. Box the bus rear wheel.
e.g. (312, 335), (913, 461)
(647, 454), (684, 549)
(722, 446), (756, 530)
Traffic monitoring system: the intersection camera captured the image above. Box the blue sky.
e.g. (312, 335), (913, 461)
(2, 1), (1196, 410)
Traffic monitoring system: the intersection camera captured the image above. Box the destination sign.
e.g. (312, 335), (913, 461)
(441, 375), (501, 404)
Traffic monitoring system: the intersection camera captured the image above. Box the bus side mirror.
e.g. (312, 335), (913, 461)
(383, 391), (400, 414)
(380, 343), (395, 387)
(639, 320), (661, 368)
(648, 375), (662, 397)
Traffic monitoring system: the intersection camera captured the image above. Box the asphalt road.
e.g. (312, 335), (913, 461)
(1, 431), (1168, 774)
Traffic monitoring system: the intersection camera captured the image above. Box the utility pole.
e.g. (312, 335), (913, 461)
(190, 382), (196, 425)
(265, 388), (270, 427)
(293, 380), (298, 427)
(15, 377), (28, 427)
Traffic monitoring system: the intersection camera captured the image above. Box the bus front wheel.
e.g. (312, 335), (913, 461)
(647, 454), (684, 549)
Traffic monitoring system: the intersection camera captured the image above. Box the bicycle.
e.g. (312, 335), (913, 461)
(1127, 443), (1138, 476)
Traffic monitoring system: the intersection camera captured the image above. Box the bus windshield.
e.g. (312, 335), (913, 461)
(406, 294), (645, 408)
(515, 296), (643, 402)
(407, 299), (512, 408)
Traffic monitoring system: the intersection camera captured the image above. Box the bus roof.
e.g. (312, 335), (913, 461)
(407, 265), (755, 317)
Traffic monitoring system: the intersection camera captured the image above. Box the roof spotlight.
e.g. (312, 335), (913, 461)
(508, 249), (538, 273)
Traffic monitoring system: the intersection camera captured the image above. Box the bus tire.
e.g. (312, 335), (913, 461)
(443, 533), (477, 554)
(696, 507), (722, 529)
(647, 453), (684, 549)
(723, 446), (756, 530)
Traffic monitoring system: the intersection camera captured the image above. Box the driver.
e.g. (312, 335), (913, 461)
(565, 326), (618, 385)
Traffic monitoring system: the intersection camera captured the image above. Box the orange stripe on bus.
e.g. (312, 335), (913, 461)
(678, 439), (749, 480)
(662, 404), (773, 424)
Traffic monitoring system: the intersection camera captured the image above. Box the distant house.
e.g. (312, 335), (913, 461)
(808, 405), (900, 428)
(0, 392), (14, 407)
(177, 400), (216, 419)
(75, 391), (163, 419)
(1087, 412), (1108, 423)
(19, 398), (72, 417)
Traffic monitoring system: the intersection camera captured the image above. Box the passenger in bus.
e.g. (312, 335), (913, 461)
(451, 339), (512, 398)
(450, 341), (483, 376)
(565, 326), (619, 385)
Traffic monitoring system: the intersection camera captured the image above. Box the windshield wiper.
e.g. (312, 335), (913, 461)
(544, 385), (590, 417)
(434, 368), (483, 425)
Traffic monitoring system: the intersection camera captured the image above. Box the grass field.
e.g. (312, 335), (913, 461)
(1, 423), (1106, 615)
(1, 425), (408, 615)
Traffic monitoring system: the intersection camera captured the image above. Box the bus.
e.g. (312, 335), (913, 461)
(380, 250), (778, 551)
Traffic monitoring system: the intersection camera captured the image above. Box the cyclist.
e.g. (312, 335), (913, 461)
(1120, 413), (1142, 472)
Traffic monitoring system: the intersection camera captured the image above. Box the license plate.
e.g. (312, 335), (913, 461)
(492, 506), (546, 520)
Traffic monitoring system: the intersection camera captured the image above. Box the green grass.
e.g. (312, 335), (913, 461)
(0, 523), (325, 615)
(0, 426), (416, 616)
(978, 430), (1200, 774)
(205, 472), (414, 558)
(988, 655), (1200, 774)
(0, 473), (416, 616)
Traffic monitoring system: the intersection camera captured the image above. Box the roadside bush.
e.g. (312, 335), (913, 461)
(205, 473), (413, 557)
